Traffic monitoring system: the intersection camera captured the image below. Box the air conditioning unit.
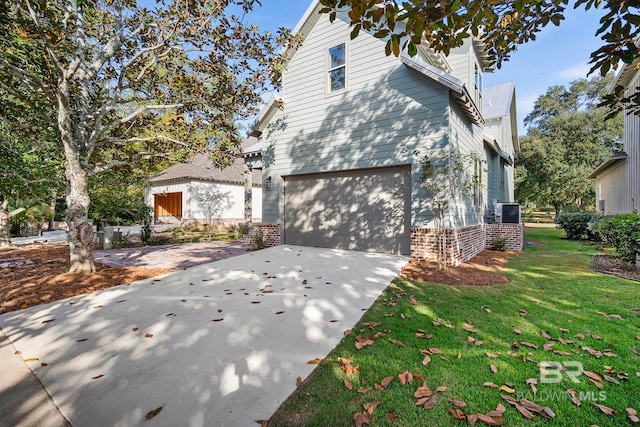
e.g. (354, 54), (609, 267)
(495, 203), (521, 224)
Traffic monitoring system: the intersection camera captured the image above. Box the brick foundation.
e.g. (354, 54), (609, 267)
(484, 224), (524, 251)
(411, 223), (523, 266)
(242, 223), (281, 248)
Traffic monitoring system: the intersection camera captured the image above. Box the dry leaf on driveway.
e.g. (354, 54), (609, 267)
(144, 406), (163, 420)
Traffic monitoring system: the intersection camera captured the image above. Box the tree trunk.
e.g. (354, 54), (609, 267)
(49, 189), (57, 231)
(59, 79), (95, 274)
(244, 164), (252, 223)
(0, 197), (10, 249)
(65, 161), (95, 274)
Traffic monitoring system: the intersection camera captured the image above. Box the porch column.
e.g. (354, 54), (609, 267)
(244, 163), (252, 223)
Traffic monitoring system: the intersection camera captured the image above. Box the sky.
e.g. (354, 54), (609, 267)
(244, 1), (608, 136)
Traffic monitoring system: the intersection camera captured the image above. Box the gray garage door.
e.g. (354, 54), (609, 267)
(283, 166), (411, 254)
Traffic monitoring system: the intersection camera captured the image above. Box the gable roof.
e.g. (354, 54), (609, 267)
(614, 56), (640, 89)
(587, 151), (628, 179)
(150, 139), (262, 186)
(483, 81), (519, 152)
(483, 81), (515, 119)
(401, 53), (484, 125)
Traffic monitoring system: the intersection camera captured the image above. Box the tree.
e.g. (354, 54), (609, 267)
(0, 0), (290, 273)
(416, 148), (476, 270)
(318, 0), (638, 112)
(515, 74), (623, 215)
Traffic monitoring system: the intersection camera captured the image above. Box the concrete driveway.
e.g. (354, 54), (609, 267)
(0, 246), (407, 427)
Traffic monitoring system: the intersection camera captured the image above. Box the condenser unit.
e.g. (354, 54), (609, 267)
(495, 203), (521, 224)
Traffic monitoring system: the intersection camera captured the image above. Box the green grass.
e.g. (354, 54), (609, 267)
(269, 227), (640, 426)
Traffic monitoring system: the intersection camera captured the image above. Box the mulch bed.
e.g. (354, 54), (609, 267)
(400, 249), (518, 286)
(592, 254), (640, 283)
(0, 243), (172, 315)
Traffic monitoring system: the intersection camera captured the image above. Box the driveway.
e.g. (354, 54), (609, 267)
(0, 246), (407, 427)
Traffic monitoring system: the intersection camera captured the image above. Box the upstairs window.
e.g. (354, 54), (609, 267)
(327, 42), (346, 93)
(474, 63), (483, 93)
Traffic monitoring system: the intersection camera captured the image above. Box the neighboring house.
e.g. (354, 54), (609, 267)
(588, 59), (640, 214)
(146, 140), (262, 224)
(247, 0), (521, 264)
(483, 81), (519, 208)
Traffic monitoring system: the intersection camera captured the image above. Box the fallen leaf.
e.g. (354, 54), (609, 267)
(483, 382), (499, 388)
(486, 352), (500, 358)
(364, 401), (380, 415)
(482, 305), (492, 313)
(410, 295), (418, 305)
(23, 358), (39, 363)
(132, 327), (139, 332)
(429, 347), (443, 354)
(520, 399), (543, 412)
(275, 311), (284, 315)
(499, 385), (515, 394)
(490, 364), (498, 374)
(256, 421), (268, 427)
(357, 387), (371, 393)
(513, 329), (522, 335)
(515, 403), (535, 419)
(144, 406), (163, 420)
(519, 309), (529, 316)
(574, 333), (585, 339)
(76, 339), (88, 342)
(296, 377), (302, 386)
(422, 399), (436, 409)
(467, 413), (478, 425)
(476, 413), (498, 425)
(388, 338), (405, 347)
(212, 318), (224, 322)
(449, 399), (467, 408)
(592, 334), (603, 340)
(42, 319), (55, 324)
(463, 322), (477, 332)
(144, 333), (153, 338)
(385, 411), (399, 421)
(449, 408), (467, 420)
(627, 408), (639, 423)
(583, 371), (603, 382)
(435, 386), (447, 392)
(91, 374), (104, 380)
(414, 383), (433, 399)
(422, 355), (431, 365)
(540, 407), (556, 418)
(593, 403), (616, 416)
(567, 389), (581, 407)
(603, 374), (620, 384)
(520, 342), (538, 349)
(541, 330), (552, 339)
(398, 370), (413, 385)
(467, 336), (476, 343)
(502, 395), (517, 405)
(543, 343), (554, 351)
(559, 327), (569, 333)
(381, 376), (393, 388)
(344, 380), (353, 390)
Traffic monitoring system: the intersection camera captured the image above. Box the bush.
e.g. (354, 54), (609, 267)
(595, 211), (640, 263)
(555, 212), (597, 240)
(491, 236), (509, 251)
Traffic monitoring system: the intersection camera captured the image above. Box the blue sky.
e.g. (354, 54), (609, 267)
(246, 1), (606, 136)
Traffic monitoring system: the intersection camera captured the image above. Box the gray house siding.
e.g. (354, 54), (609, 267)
(261, 10), (450, 225)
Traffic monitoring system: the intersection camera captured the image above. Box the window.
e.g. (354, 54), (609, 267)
(473, 158), (483, 207)
(474, 63), (483, 93)
(327, 43), (346, 93)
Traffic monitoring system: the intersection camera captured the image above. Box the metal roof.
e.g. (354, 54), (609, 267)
(483, 81), (515, 119)
(587, 152), (628, 179)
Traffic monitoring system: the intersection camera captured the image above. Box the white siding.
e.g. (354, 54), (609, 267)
(447, 99), (485, 228)
(261, 10), (450, 225)
(147, 180), (262, 221)
(624, 70), (640, 212)
(596, 163), (631, 214)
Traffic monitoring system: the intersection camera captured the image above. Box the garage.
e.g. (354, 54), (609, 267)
(283, 166), (411, 254)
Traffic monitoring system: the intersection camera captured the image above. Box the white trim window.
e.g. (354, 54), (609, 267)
(327, 42), (347, 94)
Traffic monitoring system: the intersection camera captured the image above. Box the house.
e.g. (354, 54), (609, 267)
(246, 1), (521, 265)
(588, 58), (640, 214)
(483, 81), (519, 207)
(146, 139), (262, 225)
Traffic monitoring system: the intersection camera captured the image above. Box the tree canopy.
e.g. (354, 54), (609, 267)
(318, 0), (639, 111)
(515, 74), (623, 214)
(0, 0), (290, 272)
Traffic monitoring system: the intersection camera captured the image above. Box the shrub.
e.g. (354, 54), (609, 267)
(252, 229), (265, 249)
(595, 211), (640, 263)
(491, 236), (509, 251)
(555, 212), (597, 240)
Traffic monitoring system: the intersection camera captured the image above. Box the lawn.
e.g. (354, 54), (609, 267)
(269, 227), (640, 426)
